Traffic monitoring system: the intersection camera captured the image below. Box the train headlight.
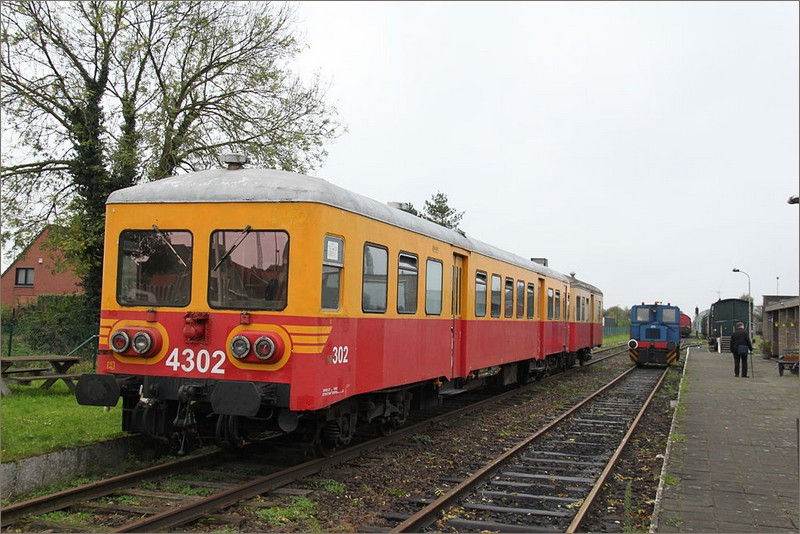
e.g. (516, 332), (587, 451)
(110, 331), (130, 353)
(231, 335), (251, 359)
(254, 336), (276, 360)
(132, 331), (153, 354)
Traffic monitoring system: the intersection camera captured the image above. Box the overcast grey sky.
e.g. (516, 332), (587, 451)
(291, 0), (799, 313)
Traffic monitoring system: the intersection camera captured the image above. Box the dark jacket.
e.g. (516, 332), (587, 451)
(730, 328), (752, 354)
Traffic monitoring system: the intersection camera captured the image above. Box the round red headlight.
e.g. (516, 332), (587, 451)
(254, 336), (276, 360)
(110, 331), (130, 353)
(255, 334), (285, 363)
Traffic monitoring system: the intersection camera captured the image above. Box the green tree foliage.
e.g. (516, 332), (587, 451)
(423, 191), (464, 230)
(604, 305), (632, 327)
(397, 192), (465, 230)
(1, 1), (342, 314)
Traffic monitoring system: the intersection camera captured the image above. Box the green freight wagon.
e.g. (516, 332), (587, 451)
(707, 298), (750, 352)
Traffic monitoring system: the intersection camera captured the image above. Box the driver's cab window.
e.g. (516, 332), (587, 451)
(209, 229), (289, 310)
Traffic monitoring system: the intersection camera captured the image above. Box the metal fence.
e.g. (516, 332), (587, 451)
(603, 326), (629, 339)
(1, 295), (99, 360)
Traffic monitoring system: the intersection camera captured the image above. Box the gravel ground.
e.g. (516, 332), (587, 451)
(200, 353), (683, 533)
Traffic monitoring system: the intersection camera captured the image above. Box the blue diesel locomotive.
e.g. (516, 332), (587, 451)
(627, 303), (682, 366)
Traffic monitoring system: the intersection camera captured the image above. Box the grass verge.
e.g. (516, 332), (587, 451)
(1, 381), (124, 462)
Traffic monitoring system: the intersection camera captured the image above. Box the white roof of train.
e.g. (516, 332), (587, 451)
(108, 167), (599, 290)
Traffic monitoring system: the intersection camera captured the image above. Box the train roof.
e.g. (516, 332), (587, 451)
(108, 167), (599, 290)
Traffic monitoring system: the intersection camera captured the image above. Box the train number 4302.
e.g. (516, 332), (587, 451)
(165, 348), (226, 374)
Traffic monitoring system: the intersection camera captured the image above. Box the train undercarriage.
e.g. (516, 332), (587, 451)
(79, 350), (592, 456)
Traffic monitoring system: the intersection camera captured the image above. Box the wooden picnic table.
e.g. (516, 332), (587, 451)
(0, 355), (82, 396)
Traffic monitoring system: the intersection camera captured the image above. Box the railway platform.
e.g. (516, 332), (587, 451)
(652, 346), (799, 533)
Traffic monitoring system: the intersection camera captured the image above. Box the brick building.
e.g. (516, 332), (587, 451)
(762, 295), (799, 357)
(0, 226), (83, 307)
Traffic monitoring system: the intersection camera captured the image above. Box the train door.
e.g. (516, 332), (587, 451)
(538, 277), (546, 355)
(589, 293), (597, 346)
(451, 254), (466, 377)
(560, 283), (569, 351)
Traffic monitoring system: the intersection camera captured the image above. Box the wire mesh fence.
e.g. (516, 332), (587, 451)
(1, 295), (99, 360)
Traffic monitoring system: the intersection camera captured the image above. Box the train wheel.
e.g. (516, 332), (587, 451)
(215, 415), (246, 448)
(313, 420), (339, 457)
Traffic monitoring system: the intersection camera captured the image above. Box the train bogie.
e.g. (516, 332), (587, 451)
(77, 161), (603, 453)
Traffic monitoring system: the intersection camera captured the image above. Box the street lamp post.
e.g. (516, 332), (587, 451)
(732, 268), (752, 342)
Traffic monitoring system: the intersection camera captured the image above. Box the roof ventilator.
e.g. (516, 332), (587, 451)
(222, 153), (250, 170)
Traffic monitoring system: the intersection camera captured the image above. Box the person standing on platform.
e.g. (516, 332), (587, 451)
(730, 322), (753, 378)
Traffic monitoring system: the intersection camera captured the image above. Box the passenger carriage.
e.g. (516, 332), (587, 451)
(77, 157), (603, 453)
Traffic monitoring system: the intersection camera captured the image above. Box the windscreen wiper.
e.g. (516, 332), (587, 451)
(212, 225), (252, 271)
(152, 225), (187, 268)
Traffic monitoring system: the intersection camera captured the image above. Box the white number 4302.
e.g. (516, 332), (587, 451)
(165, 348), (226, 374)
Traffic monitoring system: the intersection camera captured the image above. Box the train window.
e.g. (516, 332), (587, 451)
(397, 253), (418, 314)
(576, 296), (583, 322)
(322, 235), (344, 310)
(516, 280), (525, 318)
(504, 278), (514, 318)
(662, 308), (678, 323)
(547, 288), (554, 320)
(117, 229), (193, 307)
(526, 284), (535, 319)
(636, 307), (650, 322)
(209, 230), (288, 310)
(425, 259), (443, 315)
(491, 274), (502, 318)
(363, 244), (388, 313)
(555, 290), (561, 320)
(475, 271), (487, 317)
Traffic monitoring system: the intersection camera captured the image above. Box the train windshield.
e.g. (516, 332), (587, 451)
(209, 230), (289, 310)
(662, 308), (678, 323)
(117, 229), (193, 307)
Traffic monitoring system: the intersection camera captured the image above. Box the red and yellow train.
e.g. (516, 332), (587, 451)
(77, 156), (603, 453)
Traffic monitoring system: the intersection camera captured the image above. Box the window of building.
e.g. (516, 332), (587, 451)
(15, 268), (34, 286)
(425, 259), (443, 315)
(491, 274), (502, 318)
(322, 235), (344, 310)
(397, 252), (418, 314)
(475, 271), (487, 317)
(363, 244), (388, 313)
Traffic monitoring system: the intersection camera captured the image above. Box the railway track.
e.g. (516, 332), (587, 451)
(2, 346), (628, 532)
(387, 365), (670, 533)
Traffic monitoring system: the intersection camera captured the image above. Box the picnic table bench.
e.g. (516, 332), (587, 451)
(0, 355), (82, 396)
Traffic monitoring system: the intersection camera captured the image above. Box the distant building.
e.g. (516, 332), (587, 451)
(0, 226), (82, 307)
(603, 317), (616, 327)
(762, 295), (799, 357)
